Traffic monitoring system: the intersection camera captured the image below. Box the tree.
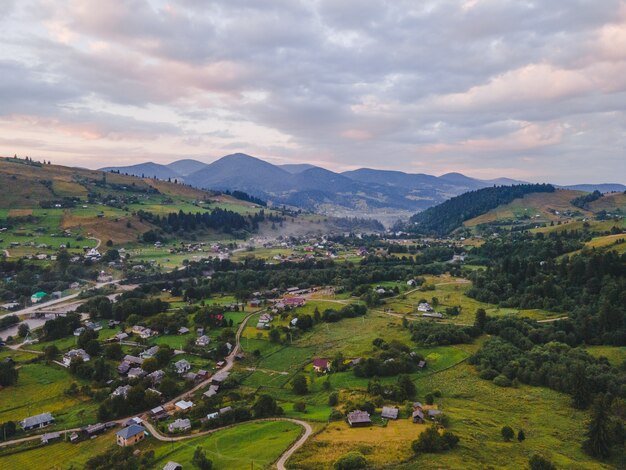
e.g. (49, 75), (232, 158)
(268, 328), (281, 343)
(104, 343), (123, 360)
(528, 454), (557, 470)
(474, 308), (487, 331)
(583, 395), (612, 458)
(159, 377), (179, 398)
(252, 394), (279, 418)
(397, 374), (416, 399)
(328, 391), (339, 406)
(44, 344), (60, 361)
(518, 429), (526, 442)
(142, 357), (158, 373)
(294, 401), (306, 412)
(0, 361), (18, 386)
(501, 426), (515, 442)
(17, 323), (30, 338)
(192, 446), (213, 470)
(412, 426), (459, 453)
(333, 452), (367, 470)
(0, 421), (16, 440)
(292, 374), (308, 395)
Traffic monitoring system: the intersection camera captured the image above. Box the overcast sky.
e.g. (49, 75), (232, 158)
(1, 0), (625, 184)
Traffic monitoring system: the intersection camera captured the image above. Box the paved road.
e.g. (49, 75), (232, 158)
(0, 279), (121, 319)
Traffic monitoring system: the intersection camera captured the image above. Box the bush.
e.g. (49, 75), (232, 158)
(292, 374), (308, 395)
(493, 375), (512, 387)
(333, 451), (367, 470)
(294, 401), (306, 412)
(412, 426), (460, 453)
(328, 391), (339, 406)
(528, 454), (556, 470)
(329, 410), (344, 421)
(501, 425), (515, 442)
(425, 393), (434, 405)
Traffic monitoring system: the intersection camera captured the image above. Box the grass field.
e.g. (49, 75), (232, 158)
(584, 345), (626, 367)
(464, 189), (589, 228)
(382, 274), (561, 323)
(151, 420), (302, 469)
(0, 363), (97, 428)
(292, 362), (622, 469)
(0, 431), (115, 469)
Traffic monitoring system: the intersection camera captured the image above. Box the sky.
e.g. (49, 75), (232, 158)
(1, 0), (625, 184)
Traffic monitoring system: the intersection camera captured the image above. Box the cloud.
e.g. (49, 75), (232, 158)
(0, 0), (623, 184)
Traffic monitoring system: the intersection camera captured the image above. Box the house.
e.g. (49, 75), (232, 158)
(407, 279), (418, 287)
(114, 332), (129, 341)
(163, 462), (183, 470)
(249, 299), (262, 308)
(127, 367), (146, 380)
(219, 406), (232, 414)
(140, 346), (159, 359)
(150, 406), (169, 421)
(175, 400), (194, 412)
(41, 432), (61, 444)
(183, 371), (198, 382)
(73, 327), (86, 336)
(196, 335), (210, 347)
(256, 322), (269, 330)
(147, 369), (165, 385)
(117, 361), (131, 375)
(259, 313), (273, 323)
(85, 321), (102, 331)
(174, 359), (191, 374)
(84, 422), (107, 436)
(20, 412), (55, 431)
(123, 355), (144, 366)
(283, 297), (305, 307)
(417, 302), (433, 312)
(412, 409), (425, 424)
(450, 254), (466, 263)
(417, 360), (427, 369)
(30, 291), (47, 304)
(178, 327), (190, 335)
(381, 406), (399, 420)
(116, 424), (146, 447)
(312, 358), (330, 373)
(428, 409), (442, 420)
(168, 418), (191, 433)
(111, 385), (131, 398)
(421, 312), (444, 319)
(197, 369), (209, 380)
(62, 349), (91, 367)
(203, 384), (219, 398)
(211, 371), (229, 385)
(347, 410), (371, 427)
(124, 417), (143, 427)
(206, 412), (219, 420)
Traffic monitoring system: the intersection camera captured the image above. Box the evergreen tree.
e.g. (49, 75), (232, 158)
(583, 395), (612, 458)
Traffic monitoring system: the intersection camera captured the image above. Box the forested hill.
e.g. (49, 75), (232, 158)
(409, 184), (555, 235)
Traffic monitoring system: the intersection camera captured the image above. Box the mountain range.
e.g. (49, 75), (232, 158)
(101, 153), (625, 221)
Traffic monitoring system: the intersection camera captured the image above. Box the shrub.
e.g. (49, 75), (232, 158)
(501, 426), (515, 442)
(333, 452), (367, 470)
(493, 375), (512, 387)
(528, 454), (556, 470)
(294, 401), (307, 412)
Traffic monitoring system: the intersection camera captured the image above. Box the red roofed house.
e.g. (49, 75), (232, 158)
(312, 358), (330, 373)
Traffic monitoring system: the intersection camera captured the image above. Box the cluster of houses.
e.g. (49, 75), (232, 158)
(345, 403), (443, 428)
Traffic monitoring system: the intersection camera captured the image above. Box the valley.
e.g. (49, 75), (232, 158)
(0, 157), (624, 470)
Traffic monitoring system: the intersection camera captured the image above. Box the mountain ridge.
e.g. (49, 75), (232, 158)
(101, 153), (624, 220)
